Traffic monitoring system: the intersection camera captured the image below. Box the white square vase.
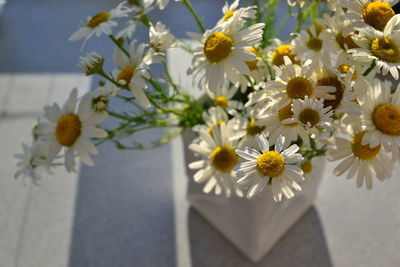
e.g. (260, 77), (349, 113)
(182, 130), (324, 262)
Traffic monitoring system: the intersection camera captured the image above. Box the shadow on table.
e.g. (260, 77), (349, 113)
(68, 139), (177, 267)
(189, 206), (333, 267)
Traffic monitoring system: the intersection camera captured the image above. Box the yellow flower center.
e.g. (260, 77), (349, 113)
(372, 104), (400, 135)
(245, 47), (259, 71)
(337, 64), (359, 80)
(352, 131), (381, 160)
(92, 95), (109, 112)
(271, 44), (298, 66)
(208, 120), (223, 136)
(223, 9), (236, 21)
(317, 77), (344, 110)
(56, 114), (82, 147)
(299, 108), (320, 127)
(306, 37), (323, 52)
(117, 66), (136, 84)
(278, 103), (298, 127)
(301, 161), (313, 174)
(257, 151), (285, 177)
(210, 146), (238, 172)
(286, 77), (314, 100)
(87, 11), (111, 28)
(336, 31), (359, 50)
(214, 96), (229, 108)
(246, 119), (265, 136)
(371, 37), (400, 63)
(362, 2), (394, 31)
(204, 32), (233, 63)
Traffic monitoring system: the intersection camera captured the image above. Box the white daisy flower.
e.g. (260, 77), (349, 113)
(217, 0), (256, 25)
(82, 84), (115, 114)
(207, 82), (243, 115)
(334, 52), (369, 88)
(35, 89), (108, 173)
(147, 22), (176, 64)
(265, 38), (299, 67)
(265, 56), (335, 109)
(327, 125), (394, 189)
(14, 142), (49, 184)
(287, 0), (305, 8)
(350, 15), (400, 80)
(143, 0), (171, 10)
(193, 107), (228, 134)
(229, 107), (265, 149)
(235, 46), (269, 93)
(358, 79), (400, 148)
(257, 103), (310, 147)
(113, 42), (151, 108)
(287, 96), (334, 133)
(77, 52), (105, 76)
(188, 10), (264, 89)
(235, 134), (305, 201)
(342, 0), (396, 34)
(69, 2), (133, 46)
(316, 11), (361, 56)
(292, 23), (330, 66)
(313, 62), (361, 116)
(188, 122), (241, 197)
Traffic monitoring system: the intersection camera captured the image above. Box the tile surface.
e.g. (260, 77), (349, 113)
(1, 0), (400, 267)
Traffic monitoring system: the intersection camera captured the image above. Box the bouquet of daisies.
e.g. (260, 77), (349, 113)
(15, 0), (400, 202)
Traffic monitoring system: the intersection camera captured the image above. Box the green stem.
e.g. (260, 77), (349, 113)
(311, 2), (318, 23)
(108, 34), (130, 58)
(181, 0), (206, 33)
(363, 61), (376, 77)
(147, 95), (183, 116)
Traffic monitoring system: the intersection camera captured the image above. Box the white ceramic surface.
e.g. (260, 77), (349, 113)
(182, 130), (325, 262)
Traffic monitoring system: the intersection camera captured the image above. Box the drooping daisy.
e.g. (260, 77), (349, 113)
(265, 56), (335, 109)
(113, 42), (151, 108)
(292, 23), (330, 66)
(266, 39), (299, 67)
(350, 15), (400, 80)
(287, 96), (334, 133)
(77, 52), (105, 76)
(217, 0), (256, 25)
(69, 2), (132, 46)
(256, 102), (310, 147)
(189, 122), (241, 197)
(207, 81), (243, 115)
(35, 89), (108, 173)
(327, 124), (394, 189)
(358, 79), (400, 148)
(147, 22), (176, 63)
(188, 9), (264, 89)
(14, 142), (49, 184)
(235, 134), (305, 201)
(342, 0), (396, 33)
